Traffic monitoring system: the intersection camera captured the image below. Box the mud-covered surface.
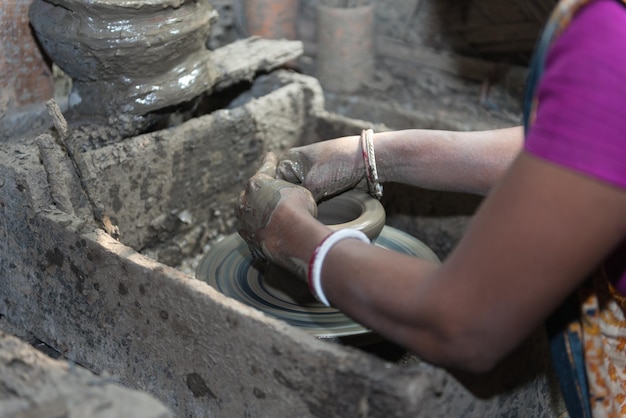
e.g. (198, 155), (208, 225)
(0, 329), (173, 418)
(323, 63), (523, 132)
(29, 0), (219, 118)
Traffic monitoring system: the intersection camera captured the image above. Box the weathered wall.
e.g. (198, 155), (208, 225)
(226, 0), (554, 59)
(224, 0), (555, 75)
(78, 71), (323, 266)
(0, 0), (54, 108)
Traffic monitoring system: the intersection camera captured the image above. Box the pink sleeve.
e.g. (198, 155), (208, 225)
(524, 0), (626, 191)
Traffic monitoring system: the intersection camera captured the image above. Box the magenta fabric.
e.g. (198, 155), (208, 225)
(524, 0), (626, 293)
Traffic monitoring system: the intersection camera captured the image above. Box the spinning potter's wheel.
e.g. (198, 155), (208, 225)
(196, 191), (439, 339)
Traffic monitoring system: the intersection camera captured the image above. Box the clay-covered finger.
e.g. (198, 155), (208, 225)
(235, 189), (246, 216)
(277, 159), (303, 183)
(255, 152), (278, 178)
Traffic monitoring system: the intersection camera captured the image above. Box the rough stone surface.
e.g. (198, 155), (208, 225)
(0, 0), (54, 108)
(78, 71), (323, 267)
(0, 331), (173, 418)
(0, 157), (435, 417)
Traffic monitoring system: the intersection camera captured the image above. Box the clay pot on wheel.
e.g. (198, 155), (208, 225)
(263, 189), (386, 303)
(196, 189), (439, 340)
(317, 189), (385, 241)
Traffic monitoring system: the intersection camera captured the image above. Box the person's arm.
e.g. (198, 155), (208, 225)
(277, 127), (524, 199)
(260, 151), (626, 373)
(375, 126), (523, 195)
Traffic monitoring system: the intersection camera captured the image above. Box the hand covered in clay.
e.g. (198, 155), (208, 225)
(236, 152), (318, 275)
(277, 136), (367, 201)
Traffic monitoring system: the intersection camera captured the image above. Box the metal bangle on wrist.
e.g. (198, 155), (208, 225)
(361, 128), (383, 200)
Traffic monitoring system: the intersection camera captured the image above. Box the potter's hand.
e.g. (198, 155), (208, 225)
(236, 152), (317, 273)
(277, 136), (368, 201)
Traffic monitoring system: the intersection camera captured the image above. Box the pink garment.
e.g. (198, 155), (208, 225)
(524, 0), (626, 294)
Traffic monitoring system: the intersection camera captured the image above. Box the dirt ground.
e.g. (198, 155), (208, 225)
(318, 54), (523, 131)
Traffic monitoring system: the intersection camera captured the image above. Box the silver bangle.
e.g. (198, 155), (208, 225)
(361, 128), (383, 200)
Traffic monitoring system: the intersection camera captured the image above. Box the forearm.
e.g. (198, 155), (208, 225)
(375, 126), (524, 195)
(320, 239), (468, 368)
(269, 208), (525, 372)
(270, 205), (462, 367)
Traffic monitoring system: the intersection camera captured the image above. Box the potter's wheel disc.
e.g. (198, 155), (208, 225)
(196, 226), (439, 339)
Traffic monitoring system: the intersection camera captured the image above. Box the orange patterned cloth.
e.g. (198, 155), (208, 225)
(580, 273), (626, 417)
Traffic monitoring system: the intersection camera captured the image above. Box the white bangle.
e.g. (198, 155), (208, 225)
(361, 128), (383, 200)
(307, 228), (370, 307)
